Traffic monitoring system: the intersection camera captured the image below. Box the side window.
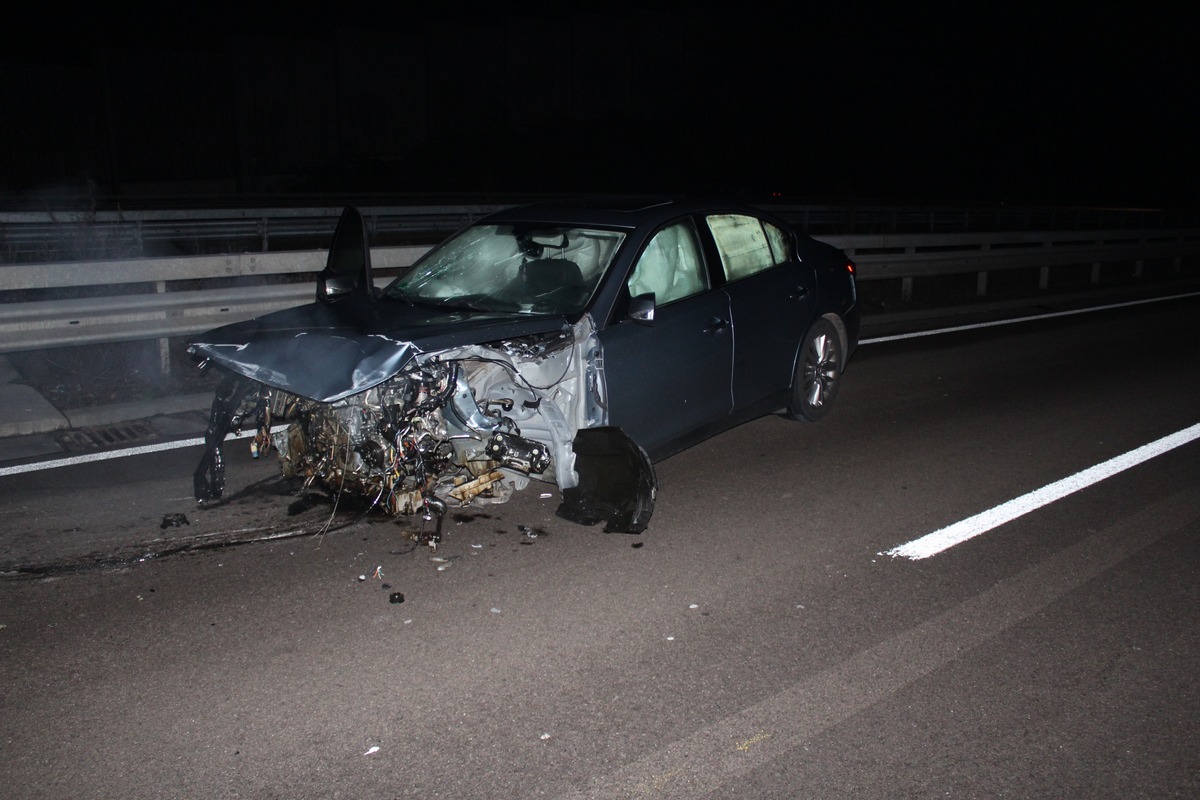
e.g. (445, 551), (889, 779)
(763, 220), (793, 264)
(626, 222), (709, 306)
(707, 214), (787, 282)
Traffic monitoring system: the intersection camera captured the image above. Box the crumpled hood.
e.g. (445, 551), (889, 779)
(190, 299), (571, 403)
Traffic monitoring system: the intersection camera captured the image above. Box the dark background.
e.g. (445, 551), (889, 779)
(1, 2), (1195, 208)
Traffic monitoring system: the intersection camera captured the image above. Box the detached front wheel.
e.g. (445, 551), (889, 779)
(787, 318), (842, 422)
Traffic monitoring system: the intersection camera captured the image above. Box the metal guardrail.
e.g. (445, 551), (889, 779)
(0, 205), (507, 265)
(0, 247), (427, 351)
(3, 202), (1193, 265)
(1, 210), (1198, 355)
(823, 229), (1200, 301)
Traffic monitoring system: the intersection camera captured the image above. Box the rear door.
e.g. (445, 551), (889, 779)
(705, 213), (817, 407)
(598, 218), (733, 455)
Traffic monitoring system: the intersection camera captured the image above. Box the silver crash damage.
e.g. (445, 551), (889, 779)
(192, 315), (656, 534)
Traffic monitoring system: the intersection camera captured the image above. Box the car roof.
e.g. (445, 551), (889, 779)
(481, 196), (768, 230)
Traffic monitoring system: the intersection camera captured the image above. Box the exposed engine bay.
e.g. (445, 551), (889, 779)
(191, 316), (656, 534)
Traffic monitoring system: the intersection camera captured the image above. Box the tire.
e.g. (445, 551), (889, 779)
(787, 318), (842, 421)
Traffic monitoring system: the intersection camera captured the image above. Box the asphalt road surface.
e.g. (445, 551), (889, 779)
(2, 296), (1198, 799)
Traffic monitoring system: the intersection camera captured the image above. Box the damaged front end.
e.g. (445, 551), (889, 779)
(190, 207), (656, 534)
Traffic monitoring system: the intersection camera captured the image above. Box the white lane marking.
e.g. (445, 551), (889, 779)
(557, 487), (1200, 800)
(886, 422), (1200, 560)
(859, 290), (1200, 344)
(0, 426), (286, 478)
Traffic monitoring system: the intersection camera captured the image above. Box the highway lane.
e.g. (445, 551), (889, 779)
(1, 296), (1197, 798)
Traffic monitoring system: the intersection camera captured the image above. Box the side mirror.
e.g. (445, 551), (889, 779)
(316, 206), (374, 306)
(627, 293), (656, 326)
(318, 273), (358, 301)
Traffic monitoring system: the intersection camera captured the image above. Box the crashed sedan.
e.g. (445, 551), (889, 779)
(189, 198), (859, 533)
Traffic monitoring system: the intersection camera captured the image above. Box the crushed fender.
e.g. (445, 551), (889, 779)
(556, 427), (656, 534)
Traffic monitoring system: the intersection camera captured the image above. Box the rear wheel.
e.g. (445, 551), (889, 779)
(787, 318), (842, 421)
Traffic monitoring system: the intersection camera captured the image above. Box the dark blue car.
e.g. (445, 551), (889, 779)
(189, 198), (859, 533)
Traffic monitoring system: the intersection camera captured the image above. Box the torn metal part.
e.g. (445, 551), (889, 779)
(193, 372), (252, 503)
(448, 470), (507, 504)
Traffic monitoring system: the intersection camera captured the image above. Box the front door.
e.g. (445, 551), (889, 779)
(598, 220), (733, 457)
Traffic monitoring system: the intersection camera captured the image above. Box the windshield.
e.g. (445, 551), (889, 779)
(385, 224), (626, 315)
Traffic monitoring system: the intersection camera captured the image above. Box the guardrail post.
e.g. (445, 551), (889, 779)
(1039, 240), (1053, 290)
(901, 245), (915, 302)
(156, 280), (170, 376)
(976, 241), (992, 297)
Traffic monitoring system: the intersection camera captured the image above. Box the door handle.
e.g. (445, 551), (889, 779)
(789, 285), (810, 301)
(703, 316), (729, 335)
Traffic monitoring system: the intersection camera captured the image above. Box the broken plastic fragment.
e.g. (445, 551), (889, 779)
(364, 746), (380, 756)
(557, 427), (657, 533)
(688, 604), (699, 610)
(490, 607), (501, 614)
(540, 733), (551, 740)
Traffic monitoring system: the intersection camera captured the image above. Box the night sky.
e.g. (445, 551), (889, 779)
(2, 2), (1195, 208)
